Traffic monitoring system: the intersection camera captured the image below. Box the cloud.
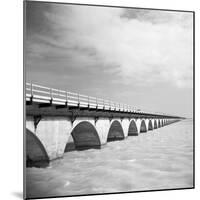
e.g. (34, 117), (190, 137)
(27, 4), (193, 89)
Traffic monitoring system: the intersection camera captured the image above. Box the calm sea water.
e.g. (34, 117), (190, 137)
(26, 119), (193, 198)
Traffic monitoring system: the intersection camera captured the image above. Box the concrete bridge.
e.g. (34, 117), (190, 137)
(26, 83), (183, 165)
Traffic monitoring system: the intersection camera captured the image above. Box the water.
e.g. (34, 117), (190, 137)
(26, 119), (193, 198)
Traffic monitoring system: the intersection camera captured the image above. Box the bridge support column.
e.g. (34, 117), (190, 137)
(95, 118), (110, 145)
(121, 119), (130, 138)
(26, 116), (72, 161)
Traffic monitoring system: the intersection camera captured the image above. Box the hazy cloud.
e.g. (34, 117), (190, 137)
(25, 2), (193, 117)
(43, 5), (192, 87)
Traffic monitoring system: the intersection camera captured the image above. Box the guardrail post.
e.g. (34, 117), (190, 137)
(50, 88), (53, 99)
(77, 94), (80, 105)
(30, 82), (33, 97)
(66, 91), (68, 101)
(50, 88), (53, 104)
(65, 91), (68, 106)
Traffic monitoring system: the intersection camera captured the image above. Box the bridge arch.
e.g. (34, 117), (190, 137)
(107, 120), (125, 142)
(162, 119), (165, 126)
(154, 119), (158, 129)
(158, 119), (161, 128)
(26, 128), (49, 167)
(140, 119), (147, 133)
(69, 121), (101, 150)
(128, 120), (139, 136)
(160, 119), (163, 127)
(148, 119), (153, 130)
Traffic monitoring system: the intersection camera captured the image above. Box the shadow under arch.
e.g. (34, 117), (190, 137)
(158, 120), (161, 128)
(26, 128), (49, 168)
(128, 120), (138, 136)
(148, 120), (153, 131)
(66, 121), (101, 151)
(154, 120), (157, 129)
(140, 120), (147, 133)
(107, 120), (125, 142)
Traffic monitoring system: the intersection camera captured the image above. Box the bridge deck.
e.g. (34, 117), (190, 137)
(26, 83), (181, 119)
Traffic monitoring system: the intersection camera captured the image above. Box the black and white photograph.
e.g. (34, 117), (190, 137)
(24, 1), (194, 199)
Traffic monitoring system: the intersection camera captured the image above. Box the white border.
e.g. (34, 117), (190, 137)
(0, 0), (198, 200)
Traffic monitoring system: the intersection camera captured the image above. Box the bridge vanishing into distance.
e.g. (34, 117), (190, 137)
(26, 83), (184, 165)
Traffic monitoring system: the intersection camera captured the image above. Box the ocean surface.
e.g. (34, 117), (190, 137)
(26, 119), (193, 198)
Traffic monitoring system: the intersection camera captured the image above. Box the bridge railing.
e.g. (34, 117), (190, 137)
(26, 82), (179, 118)
(26, 82), (137, 112)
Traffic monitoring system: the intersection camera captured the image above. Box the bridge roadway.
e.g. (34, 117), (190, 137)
(25, 83), (183, 165)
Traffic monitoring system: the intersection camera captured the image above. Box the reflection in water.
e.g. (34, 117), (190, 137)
(26, 119), (193, 198)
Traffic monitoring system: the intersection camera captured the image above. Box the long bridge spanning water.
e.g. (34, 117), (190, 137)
(26, 83), (183, 164)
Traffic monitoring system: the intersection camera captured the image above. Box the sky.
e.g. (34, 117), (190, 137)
(25, 1), (193, 118)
